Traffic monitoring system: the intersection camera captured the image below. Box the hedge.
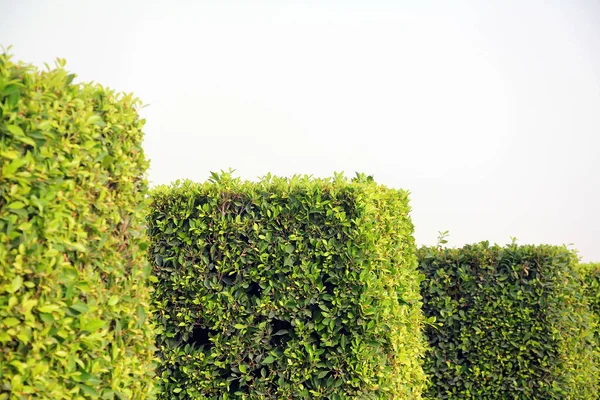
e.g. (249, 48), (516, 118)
(147, 172), (426, 399)
(418, 242), (600, 399)
(0, 51), (156, 398)
(577, 262), (600, 332)
(576, 262), (600, 397)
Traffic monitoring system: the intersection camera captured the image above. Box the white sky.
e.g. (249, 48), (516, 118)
(2, 0), (599, 261)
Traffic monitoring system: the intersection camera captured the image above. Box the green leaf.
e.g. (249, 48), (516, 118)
(3, 317), (20, 327)
(17, 331), (30, 344)
(262, 355), (276, 364)
(0, 331), (11, 342)
(21, 299), (37, 313)
(108, 296), (119, 306)
(68, 242), (87, 253)
(3, 158), (27, 175)
(78, 384), (100, 397)
(39, 313), (54, 323)
(7, 91), (20, 108)
(7, 276), (23, 293)
(2, 84), (21, 96)
(0, 149), (21, 160)
(6, 124), (24, 136)
(7, 201), (26, 210)
(65, 73), (76, 85)
(38, 305), (61, 313)
(69, 303), (89, 313)
(16, 136), (36, 147)
(340, 334), (347, 349)
(86, 115), (106, 127)
(83, 319), (106, 332)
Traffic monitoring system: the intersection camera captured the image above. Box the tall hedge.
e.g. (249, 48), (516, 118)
(148, 173), (426, 399)
(576, 262), (600, 397)
(0, 51), (155, 398)
(577, 262), (600, 335)
(418, 242), (600, 399)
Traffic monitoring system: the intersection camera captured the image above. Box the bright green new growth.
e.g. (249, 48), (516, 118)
(0, 51), (155, 398)
(148, 172), (426, 399)
(418, 242), (600, 399)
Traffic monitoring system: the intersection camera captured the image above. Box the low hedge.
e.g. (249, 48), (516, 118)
(147, 172), (426, 399)
(0, 51), (155, 398)
(418, 242), (599, 399)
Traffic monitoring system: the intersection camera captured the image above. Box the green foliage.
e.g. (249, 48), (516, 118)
(577, 262), (600, 328)
(418, 242), (600, 399)
(148, 172), (426, 399)
(0, 50), (155, 398)
(576, 262), (600, 396)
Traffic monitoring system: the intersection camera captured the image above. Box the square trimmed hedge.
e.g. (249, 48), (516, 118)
(0, 51), (155, 398)
(418, 242), (600, 399)
(147, 172), (426, 399)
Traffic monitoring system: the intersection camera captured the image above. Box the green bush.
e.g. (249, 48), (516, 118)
(577, 262), (600, 330)
(148, 172), (426, 399)
(418, 242), (600, 399)
(576, 262), (600, 397)
(0, 51), (156, 398)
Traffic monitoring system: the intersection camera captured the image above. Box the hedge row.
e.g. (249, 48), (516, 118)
(147, 173), (426, 399)
(0, 52), (155, 398)
(418, 242), (600, 399)
(3, 51), (600, 399)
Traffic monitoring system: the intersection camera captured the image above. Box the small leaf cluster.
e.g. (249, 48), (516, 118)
(0, 51), (156, 398)
(418, 242), (600, 399)
(148, 172), (426, 399)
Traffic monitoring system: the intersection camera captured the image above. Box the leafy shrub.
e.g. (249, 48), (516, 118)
(0, 51), (155, 398)
(576, 262), (600, 397)
(418, 242), (599, 399)
(148, 172), (426, 399)
(577, 262), (600, 329)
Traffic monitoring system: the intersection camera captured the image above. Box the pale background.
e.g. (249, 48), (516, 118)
(1, 0), (598, 261)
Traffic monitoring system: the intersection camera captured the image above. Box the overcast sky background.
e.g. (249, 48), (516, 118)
(1, 0), (599, 261)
